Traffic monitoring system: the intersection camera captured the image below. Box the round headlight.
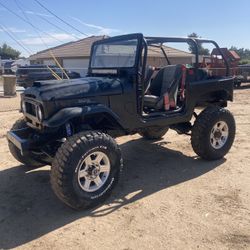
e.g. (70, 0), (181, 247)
(36, 105), (43, 121)
(21, 101), (26, 113)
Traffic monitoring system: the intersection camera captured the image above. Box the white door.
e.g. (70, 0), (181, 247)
(63, 59), (89, 77)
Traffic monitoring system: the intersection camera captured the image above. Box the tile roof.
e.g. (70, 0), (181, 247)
(29, 35), (193, 60)
(148, 46), (193, 58)
(29, 35), (107, 60)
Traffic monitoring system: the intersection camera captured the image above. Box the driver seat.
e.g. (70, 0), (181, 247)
(144, 65), (184, 110)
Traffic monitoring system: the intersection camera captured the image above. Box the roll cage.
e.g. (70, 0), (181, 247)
(144, 36), (230, 77)
(89, 33), (230, 81)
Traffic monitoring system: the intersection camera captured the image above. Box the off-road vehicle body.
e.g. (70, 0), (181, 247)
(7, 34), (235, 209)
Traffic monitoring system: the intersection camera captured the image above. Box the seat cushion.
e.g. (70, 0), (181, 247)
(144, 95), (162, 109)
(144, 65), (184, 111)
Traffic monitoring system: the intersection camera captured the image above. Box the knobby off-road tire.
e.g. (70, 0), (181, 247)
(8, 118), (45, 167)
(139, 127), (169, 140)
(234, 81), (241, 88)
(51, 131), (122, 210)
(191, 107), (236, 160)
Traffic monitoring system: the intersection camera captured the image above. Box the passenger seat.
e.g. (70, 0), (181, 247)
(144, 65), (184, 110)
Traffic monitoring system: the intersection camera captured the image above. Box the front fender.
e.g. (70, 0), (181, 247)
(42, 105), (122, 128)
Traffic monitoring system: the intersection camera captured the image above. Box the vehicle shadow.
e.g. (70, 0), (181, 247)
(0, 138), (225, 249)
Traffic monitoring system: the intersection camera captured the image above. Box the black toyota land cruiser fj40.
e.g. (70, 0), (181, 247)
(7, 34), (235, 209)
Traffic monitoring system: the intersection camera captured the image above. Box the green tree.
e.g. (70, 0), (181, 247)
(239, 59), (250, 65)
(229, 46), (250, 64)
(0, 43), (21, 59)
(187, 33), (210, 55)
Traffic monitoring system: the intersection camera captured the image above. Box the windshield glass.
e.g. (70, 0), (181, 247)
(91, 39), (138, 68)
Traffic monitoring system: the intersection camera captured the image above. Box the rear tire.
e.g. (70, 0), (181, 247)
(191, 107), (235, 160)
(139, 127), (169, 140)
(8, 118), (45, 167)
(51, 131), (122, 210)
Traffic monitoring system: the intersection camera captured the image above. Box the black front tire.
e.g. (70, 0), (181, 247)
(191, 107), (236, 160)
(139, 127), (169, 140)
(51, 131), (122, 210)
(234, 82), (241, 88)
(8, 118), (45, 167)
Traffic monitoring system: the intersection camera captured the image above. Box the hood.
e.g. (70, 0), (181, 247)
(23, 77), (123, 101)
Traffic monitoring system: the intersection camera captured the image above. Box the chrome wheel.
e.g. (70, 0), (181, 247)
(210, 121), (229, 149)
(77, 151), (111, 192)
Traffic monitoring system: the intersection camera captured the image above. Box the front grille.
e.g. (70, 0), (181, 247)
(25, 102), (37, 117)
(22, 99), (43, 129)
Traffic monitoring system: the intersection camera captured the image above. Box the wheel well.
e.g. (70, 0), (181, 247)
(71, 113), (126, 136)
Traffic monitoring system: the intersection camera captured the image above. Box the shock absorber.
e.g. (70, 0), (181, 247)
(65, 122), (73, 137)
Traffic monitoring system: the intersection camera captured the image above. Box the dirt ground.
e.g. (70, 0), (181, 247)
(0, 86), (250, 250)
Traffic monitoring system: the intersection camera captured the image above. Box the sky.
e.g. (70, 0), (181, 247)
(0, 0), (250, 57)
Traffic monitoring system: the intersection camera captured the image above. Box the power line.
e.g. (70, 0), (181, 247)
(0, 9), (35, 56)
(13, 0), (50, 50)
(15, 0), (80, 41)
(11, 0), (60, 51)
(34, 0), (88, 37)
(14, 0), (55, 47)
(0, 24), (33, 55)
(38, 15), (80, 40)
(12, 0), (69, 79)
(14, 0), (31, 23)
(0, 0), (64, 44)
